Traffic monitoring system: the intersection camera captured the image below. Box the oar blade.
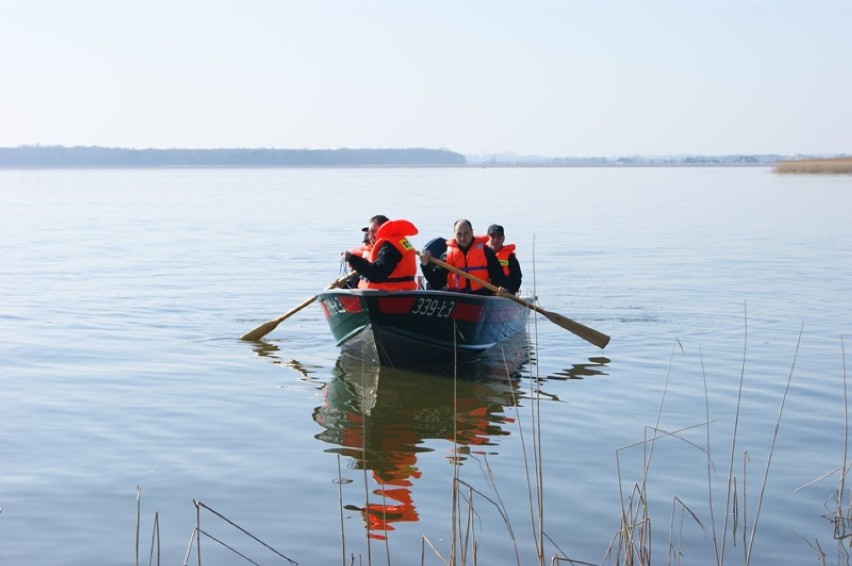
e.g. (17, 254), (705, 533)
(239, 272), (358, 341)
(542, 309), (611, 349)
(240, 320), (281, 341)
(240, 296), (319, 341)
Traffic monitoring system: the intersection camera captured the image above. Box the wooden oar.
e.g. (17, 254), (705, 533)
(423, 255), (610, 349)
(240, 272), (360, 341)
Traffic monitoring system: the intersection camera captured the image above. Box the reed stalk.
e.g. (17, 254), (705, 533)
(744, 324), (802, 564)
(182, 523), (196, 566)
(337, 455), (347, 566)
(136, 485), (141, 566)
(450, 323), (460, 565)
(180, 500), (297, 565)
(699, 345), (720, 565)
(838, 338), (848, 534)
(719, 304), (749, 564)
(148, 512), (160, 566)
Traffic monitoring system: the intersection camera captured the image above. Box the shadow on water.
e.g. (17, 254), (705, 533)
(311, 353), (527, 540)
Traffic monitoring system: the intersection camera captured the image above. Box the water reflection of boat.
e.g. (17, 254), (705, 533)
(546, 356), (611, 380)
(312, 355), (524, 540)
(249, 340), (321, 380)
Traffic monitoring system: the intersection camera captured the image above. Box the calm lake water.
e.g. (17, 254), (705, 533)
(2, 166), (851, 565)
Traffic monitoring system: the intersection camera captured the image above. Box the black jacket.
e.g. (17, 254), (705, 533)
(346, 242), (403, 283)
(502, 251), (523, 294)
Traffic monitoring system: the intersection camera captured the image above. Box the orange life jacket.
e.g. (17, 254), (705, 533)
(445, 236), (490, 292)
(493, 243), (516, 277)
(349, 242), (373, 259)
(363, 219), (419, 291)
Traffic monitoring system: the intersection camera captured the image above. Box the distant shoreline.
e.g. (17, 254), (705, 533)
(0, 163), (777, 169)
(0, 145), (847, 169)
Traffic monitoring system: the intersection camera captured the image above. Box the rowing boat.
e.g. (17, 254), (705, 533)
(316, 288), (531, 367)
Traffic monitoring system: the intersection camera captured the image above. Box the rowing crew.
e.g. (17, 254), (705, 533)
(342, 216), (521, 296)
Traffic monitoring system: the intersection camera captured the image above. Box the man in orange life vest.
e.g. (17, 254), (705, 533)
(343, 218), (419, 291)
(485, 224), (522, 294)
(419, 218), (508, 295)
(344, 214), (388, 288)
(348, 214), (389, 258)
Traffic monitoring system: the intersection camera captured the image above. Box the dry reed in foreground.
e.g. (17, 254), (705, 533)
(773, 157), (852, 174)
(606, 329), (851, 566)
(134, 330), (850, 565)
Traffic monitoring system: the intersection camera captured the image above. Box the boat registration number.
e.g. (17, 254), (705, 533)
(411, 298), (455, 318)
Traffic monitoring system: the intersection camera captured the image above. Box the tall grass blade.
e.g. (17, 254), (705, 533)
(839, 337), (848, 532)
(192, 500), (298, 565)
(136, 485), (141, 566)
(337, 455), (347, 566)
(720, 303), (749, 564)
(744, 324), (804, 564)
(698, 346), (720, 565)
(148, 512), (160, 566)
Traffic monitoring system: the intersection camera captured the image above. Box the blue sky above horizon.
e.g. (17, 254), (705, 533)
(2, 0), (850, 157)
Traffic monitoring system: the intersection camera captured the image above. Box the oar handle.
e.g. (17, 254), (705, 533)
(424, 254), (511, 297)
(271, 296), (318, 325)
(326, 271), (361, 290)
(421, 253), (610, 348)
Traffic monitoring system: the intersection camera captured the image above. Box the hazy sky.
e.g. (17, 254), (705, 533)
(2, 0), (850, 157)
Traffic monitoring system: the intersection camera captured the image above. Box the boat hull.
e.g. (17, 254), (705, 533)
(316, 289), (530, 367)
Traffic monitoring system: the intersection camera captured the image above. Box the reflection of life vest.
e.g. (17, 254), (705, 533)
(492, 243), (516, 277)
(362, 219), (419, 291)
(445, 236), (490, 292)
(362, 438), (422, 539)
(361, 496), (419, 540)
(363, 457), (421, 539)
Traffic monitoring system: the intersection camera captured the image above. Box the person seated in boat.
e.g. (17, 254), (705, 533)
(343, 218), (419, 291)
(485, 224), (522, 295)
(419, 218), (508, 295)
(355, 226), (371, 251)
(344, 214), (389, 288)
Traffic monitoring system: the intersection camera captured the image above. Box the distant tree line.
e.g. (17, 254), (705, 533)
(0, 145), (468, 167)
